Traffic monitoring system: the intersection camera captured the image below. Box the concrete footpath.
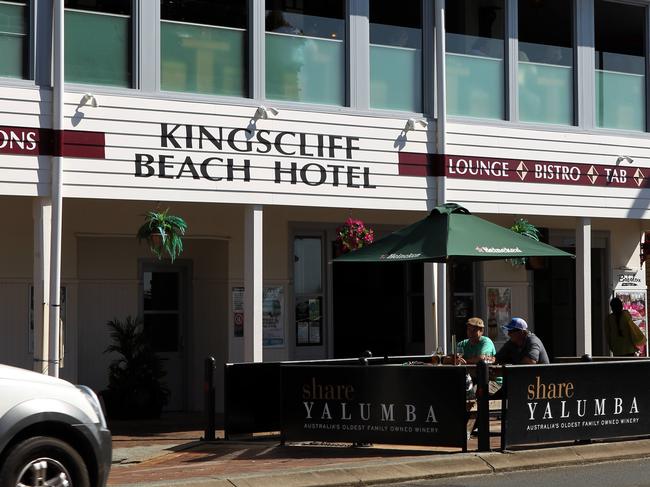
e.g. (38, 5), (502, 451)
(107, 418), (650, 487)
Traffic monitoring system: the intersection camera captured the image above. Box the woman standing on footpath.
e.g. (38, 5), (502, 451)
(606, 297), (647, 356)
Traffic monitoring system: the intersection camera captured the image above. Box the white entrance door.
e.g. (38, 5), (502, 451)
(142, 268), (185, 410)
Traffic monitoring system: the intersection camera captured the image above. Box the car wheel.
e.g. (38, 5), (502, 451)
(0, 436), (90, 487)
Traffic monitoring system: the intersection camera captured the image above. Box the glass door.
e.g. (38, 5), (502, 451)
(142, 268), (185, 410)
(293, 236), (326, 359)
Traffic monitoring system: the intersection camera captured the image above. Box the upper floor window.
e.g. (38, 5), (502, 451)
(446, 0), (505, 119)
(369, 0), (422, 112)
(518, 0), (573, 125)
(161, 0), (247, 97)
(64, 0), (131, 87)
(595, 0), (646, 131)
(0, 0), (28, 79)
(265, 0), (345, 106)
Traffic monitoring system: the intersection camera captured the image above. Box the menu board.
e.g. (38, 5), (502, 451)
(613, 268), (647, 357)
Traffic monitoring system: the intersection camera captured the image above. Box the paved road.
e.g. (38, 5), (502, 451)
(386, 458), (650, 487)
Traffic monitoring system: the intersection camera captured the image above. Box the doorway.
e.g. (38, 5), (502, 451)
(140, 263), (189, 411)
(533, 247), (606, 359)
(332, 262), (424, 358)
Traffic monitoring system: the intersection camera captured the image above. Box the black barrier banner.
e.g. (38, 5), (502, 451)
(282, 365), (468, 447)
(503, 361), (650, 447)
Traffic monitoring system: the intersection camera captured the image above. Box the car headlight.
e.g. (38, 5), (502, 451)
(76, 385), (107, 428)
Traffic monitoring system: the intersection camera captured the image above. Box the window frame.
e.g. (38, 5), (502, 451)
(262, 0), (349, 108)
(0, 0), (34, 84)
(445, 0), (509, 121)
(514, 0), (578, 126)
(370, 0), (426, 111)
(63, 1), (136, 90)
(158, 0), (249, 98)
(592, 0), (649, 132)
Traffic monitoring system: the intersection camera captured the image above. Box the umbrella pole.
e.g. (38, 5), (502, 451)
(436, 262), (448, 354)
(447, 260), (454, 353)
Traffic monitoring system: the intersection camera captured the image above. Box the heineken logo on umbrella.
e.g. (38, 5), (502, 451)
(381, 253), (423, 260)
(475, 246), (523, 254)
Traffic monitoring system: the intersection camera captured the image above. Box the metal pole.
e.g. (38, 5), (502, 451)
(203, 356), (216, 441)
(476, 360), (490, 451)
(434, 0), (448, 351)
(48, 0), (64, 378)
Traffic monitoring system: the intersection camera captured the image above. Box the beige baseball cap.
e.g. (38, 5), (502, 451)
(466, 317), (484, 328)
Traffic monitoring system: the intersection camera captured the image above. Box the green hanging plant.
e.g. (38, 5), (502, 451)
(136, 209), (188, 262)
(509, 218), (540, 266)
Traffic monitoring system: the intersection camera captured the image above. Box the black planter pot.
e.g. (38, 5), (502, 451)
(101, 387), (165, 420)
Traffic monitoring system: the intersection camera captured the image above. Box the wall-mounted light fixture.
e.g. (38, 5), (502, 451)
(404, 117), (427, 132)
(616, 155), (634, 164)
(255, 105), (279, 120)
(80, 93), (98, 108)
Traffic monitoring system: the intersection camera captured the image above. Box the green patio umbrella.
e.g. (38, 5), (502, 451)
(335, 203), (574, 263)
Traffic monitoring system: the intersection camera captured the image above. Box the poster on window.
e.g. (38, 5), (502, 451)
(232, 287), (244, 337)
(296, 297), (322, 345)
(614, 290), (648, 357)
(486, 287), (511, 343)
(263, 286), (284, 347)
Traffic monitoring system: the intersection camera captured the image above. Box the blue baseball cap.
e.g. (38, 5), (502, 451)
(502, 317), (528, 335)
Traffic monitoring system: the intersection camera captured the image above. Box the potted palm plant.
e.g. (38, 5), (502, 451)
(101, 316), (169, 419)
(509, 218), (542, 268)
(137, 209), (187, 262)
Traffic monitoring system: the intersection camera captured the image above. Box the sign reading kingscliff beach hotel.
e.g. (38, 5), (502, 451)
(134, 123), (375, 188)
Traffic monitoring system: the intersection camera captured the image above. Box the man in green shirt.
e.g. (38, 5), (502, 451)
(457, 317), (496, 365)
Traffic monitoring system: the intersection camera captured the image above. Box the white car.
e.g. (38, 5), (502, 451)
(0, 364), (111, 487)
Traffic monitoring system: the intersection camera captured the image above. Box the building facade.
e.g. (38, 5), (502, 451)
(1, 0), (649, 412)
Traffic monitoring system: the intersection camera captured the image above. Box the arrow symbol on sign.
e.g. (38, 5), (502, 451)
(587, 165), (599, 185)
(517, 161), (528, 181)
(635, 168), (645, 187)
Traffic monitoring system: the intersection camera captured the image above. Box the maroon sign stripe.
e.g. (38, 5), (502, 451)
(0, 126), (105, 159)
(398, 152), (650, 189)
(62, 130), (105, 159)
(397, 152), (444, 177)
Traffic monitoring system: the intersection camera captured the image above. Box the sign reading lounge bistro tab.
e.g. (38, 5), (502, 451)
(445, 155), (650, 188)
(398, 153), (650, 188)
(503, 361), (650, 447)
(281, 365), (468, 447)
(445, 155), (649, 188)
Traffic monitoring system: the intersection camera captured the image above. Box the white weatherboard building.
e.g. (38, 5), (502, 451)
(1, 0), (649, 412)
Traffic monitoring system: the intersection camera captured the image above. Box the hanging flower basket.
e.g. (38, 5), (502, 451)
(508, 218), (540, 267)
(335, 217), (375, 255)
(136, 209), (188, 263)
